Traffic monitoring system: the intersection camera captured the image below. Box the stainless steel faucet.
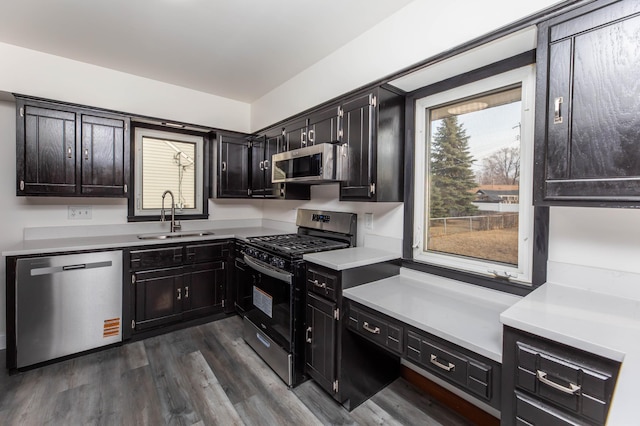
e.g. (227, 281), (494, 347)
(161, 190), (181, 232)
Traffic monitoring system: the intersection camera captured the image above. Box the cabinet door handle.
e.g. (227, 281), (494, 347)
(84, 148), (89, 160)
(184, 286), (189, 299)
(311, 279), (326, 289)
(305, 326), (312, 343)
(177, 288), (182, 300)
(430, 354), (455, 372)
(362, 322), (381, 334)
(553, 96), (563, 124)
(67, 146), (73, 158)
(221, 161), (227, 172)
(263, 159), (269, 170)
(536, 370), (580, 395)
(301, 131), (307, 146)
(259, 160), (264, 171)
(308, 129), (315, 143)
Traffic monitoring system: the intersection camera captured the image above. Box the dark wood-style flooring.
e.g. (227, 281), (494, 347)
(0, 315), (472, 425)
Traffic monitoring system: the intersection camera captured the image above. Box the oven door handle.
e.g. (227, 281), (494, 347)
(244, 255), (293, 285)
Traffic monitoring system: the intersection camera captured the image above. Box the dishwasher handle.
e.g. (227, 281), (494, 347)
(30, 260), (113, 276)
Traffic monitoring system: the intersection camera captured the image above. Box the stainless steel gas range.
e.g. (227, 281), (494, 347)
(241, 209), (357, 387)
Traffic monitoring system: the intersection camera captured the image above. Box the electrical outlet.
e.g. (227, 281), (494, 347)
(68, 205), (92, 220)
(364, 212), (374, 230)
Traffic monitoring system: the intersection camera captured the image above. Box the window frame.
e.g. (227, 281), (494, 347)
(128, 122), (210, 222)
(402, 53), (549, 296)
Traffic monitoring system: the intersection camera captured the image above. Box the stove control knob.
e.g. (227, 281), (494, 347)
(259, 252), (269, 262)
(246, 248), (255, 257)
(276, 259), (286, 269)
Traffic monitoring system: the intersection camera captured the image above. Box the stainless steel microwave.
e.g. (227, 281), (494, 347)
(271, 143), (344, 184)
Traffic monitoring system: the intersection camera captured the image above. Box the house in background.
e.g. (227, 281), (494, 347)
(473, 185), (519, 212)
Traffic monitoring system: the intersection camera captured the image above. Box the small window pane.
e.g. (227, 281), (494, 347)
(141, 137), (196, 210)
(425, 86), (521, 266)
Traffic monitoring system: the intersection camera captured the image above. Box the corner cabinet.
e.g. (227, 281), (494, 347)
(15, 96), (130, 197)
(534, 0), (640, 206)
(339, 87), (404, 202)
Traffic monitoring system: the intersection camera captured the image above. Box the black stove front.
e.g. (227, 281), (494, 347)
(241, 209), (357, 387)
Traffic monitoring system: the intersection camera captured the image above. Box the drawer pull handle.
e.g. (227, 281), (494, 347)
(305, 326), (312, 343)
(311, 279), (326, 289)
(362, 322), (381, 334)
(430, 354), (455, 372)
(536, 370), (580, 395)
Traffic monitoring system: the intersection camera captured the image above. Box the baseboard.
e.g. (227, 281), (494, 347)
(401, 365), (500, 426)
(0, 333), (6, 350)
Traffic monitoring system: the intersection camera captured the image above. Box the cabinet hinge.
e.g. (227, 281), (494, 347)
(371, 96), (377, 108)
(369, 183), (376, 195)
(123, 184), (128, 194)
(334, 308), (340, 320)
(131, 319), (136, 329)
(333, 380), (339, 393)
(19, 180), (25, 191)
(19, 107), (24, 117)
(131, 274), (136, 284)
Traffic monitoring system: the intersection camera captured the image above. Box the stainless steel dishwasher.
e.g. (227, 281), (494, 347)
(15, 250), (123, 368)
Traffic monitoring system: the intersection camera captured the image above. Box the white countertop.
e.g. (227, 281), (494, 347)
(303, 247), (400, 270)
(500, 282), (640, 425)
(343, 268), (521, 363)
(1, 226), (290, 256)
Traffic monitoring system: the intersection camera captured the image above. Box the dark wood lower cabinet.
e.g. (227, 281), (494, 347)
(134, 266), (183, 331)
(305, 292), (338, 395)
(126, 240), (230, 337)
(183, 260), (225, 318)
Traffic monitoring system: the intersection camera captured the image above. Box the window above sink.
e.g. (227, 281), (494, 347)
(129, 124), (210, 222)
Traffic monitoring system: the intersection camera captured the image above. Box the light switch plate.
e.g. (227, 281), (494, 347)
(68, 205), (92, 220)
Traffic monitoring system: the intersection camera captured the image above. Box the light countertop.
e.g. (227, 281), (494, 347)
(303, 247), (400, 270)
(500, 282), (640, 425)
(343, 267), (521, 363)
(2, 226), (290, 257)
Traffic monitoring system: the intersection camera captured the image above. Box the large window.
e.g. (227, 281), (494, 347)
(413, 66), (535, 284)
(131, 126), (206, 220)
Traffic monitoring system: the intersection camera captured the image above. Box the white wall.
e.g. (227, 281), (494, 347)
(549, 207), (640, 274)
(0, 42), (251, 133)
(251, 0), (563, 130)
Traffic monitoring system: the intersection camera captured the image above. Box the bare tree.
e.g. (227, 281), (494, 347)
(477, 147), (520, 185)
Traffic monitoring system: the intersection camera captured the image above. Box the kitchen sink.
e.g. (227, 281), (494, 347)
(137, 231), (216, 240)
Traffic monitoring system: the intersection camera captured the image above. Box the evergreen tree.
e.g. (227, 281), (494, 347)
(430, 116), (478, 217)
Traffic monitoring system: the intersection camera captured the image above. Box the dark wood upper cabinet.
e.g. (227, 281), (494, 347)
(250, 133), (280, 197)
(80, 113), (129, 196)
(16, 96), (130, 197)
(307, 105), (341, 146)
(339, 87), (404, 202)
(534, 0), (640, 206)
(283, 117), (309, 150)
(217, 132), (250, 198)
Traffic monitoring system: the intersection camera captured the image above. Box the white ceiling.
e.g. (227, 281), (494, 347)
(0, 0), (414, 103)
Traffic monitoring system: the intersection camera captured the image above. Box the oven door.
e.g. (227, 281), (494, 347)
(243, 255), (293, 351)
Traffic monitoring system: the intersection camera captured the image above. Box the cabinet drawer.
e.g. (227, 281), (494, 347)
(515, 341), (616, 424)
(407, 330), (496, 404)
(515, 391), (584, 426)
(306, 267), (339, 301)
(185, 241), (229, 263)
(130, 246), (183, 270)
(347, 304), (403, 355)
